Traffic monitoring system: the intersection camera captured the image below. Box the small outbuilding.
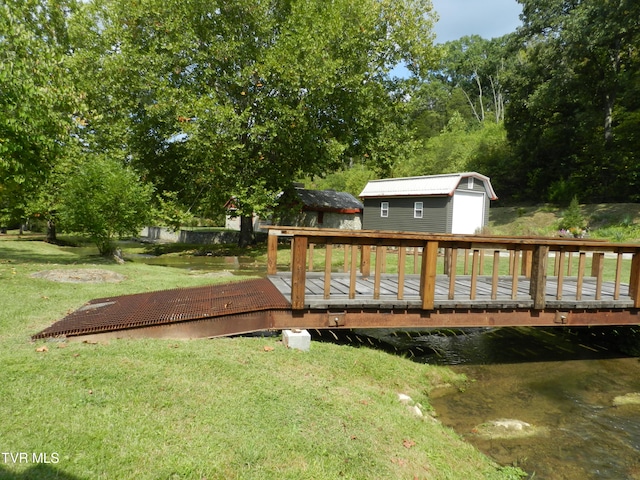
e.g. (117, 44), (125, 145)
(225, 187), (363, 231)
(277, 187), (363, 230)
(359, 172), (497, 234)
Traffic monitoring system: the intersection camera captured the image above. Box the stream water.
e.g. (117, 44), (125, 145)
(417, 328), (640, 480)
(131, 255), (640, 479)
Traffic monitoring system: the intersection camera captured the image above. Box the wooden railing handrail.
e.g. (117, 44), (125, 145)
(266, 227), (640, 310)
(266, 226), (632, 252)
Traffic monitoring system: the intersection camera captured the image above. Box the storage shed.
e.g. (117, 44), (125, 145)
(278, 187), (363, 230)
(359, 172), (497, 234)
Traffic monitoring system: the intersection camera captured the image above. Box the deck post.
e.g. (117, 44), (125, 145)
(420, 241), (439, 310)
(291, 235), (308, 309)
(529, 245), (549, 309)
(267, 232), (278, 275)
(630, 252), (640, 307)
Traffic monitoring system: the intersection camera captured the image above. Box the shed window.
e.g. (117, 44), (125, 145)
(467, 177), (474, 189)
(414, 202), (423, 219)
(380, 202), (389, 218)
(317, 211), (324, 224)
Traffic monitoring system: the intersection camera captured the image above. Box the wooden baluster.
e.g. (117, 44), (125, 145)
(521, 250), (533, 278)
(349, 245), (358, 299)
(398, 245), (406, 300)
(308, 243), (314, 272)
(556, 250), (565, 300)
(291, 235), (308, 309)
(380, 246), (387, 274)
(509, 250), (515, 276)
(530, 245), (549, 309)
(360, 245), (371, 277)
(511, 249), (520, 300)
(413, 247), (420, 274)
(420, 241), (438, 310)
(463, 249), (470, 275)
(479, 249), (485, 275)
(614, 251), (623, 300)
(566, 252), (573, 276)
(343, 245), (349, 273)
(593, 252), (604, 300)
(491, 250), (500, 300)
(267, 232), (278, 275)
(576, 252), (586, 300)
(374, 246), (385, 300)
(448, 248), (458, 300)
(443, 247), (450, 275)
(470, 249), (479, 300)
(323, 243), (332, 300)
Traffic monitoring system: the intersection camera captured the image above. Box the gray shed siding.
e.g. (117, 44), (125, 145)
(362, 196), (452, 233)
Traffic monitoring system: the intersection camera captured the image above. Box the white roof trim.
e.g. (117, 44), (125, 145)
(359, 172), (497, 200)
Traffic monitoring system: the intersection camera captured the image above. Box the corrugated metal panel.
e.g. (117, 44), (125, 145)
(359, 172), (498, 200)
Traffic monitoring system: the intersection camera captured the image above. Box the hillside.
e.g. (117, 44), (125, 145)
(487, 203), (640, 241)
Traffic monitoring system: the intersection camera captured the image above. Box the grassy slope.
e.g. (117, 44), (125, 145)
(0, 236), (523, 479)
(487, 203), (640, 239)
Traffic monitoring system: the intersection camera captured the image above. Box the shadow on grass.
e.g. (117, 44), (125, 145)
(0, 463), (84, 480)
(0, 236), (107, 266)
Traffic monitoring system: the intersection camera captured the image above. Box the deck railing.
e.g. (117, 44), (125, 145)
(267, 227), (640, 310)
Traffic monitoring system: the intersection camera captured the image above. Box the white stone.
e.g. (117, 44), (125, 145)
(407, 405), (423, 417)
(397, 393), (413, 404)
(282, 329), (311, 352)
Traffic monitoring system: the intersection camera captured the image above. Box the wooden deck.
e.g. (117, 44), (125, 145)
(33, 228), (640, 342)
(263, 227), (640, 329)
(269, 272), (635, 310)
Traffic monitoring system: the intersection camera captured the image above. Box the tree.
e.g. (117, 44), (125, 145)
(431, 35), (510, 125)
(58, 154), (154, 256)
(0, 0), (77, 230)
(68, 0), (438, 244)
(505, 0), (640, 203)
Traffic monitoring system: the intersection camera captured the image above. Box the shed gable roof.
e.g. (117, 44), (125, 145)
(359, 172), (497, 200)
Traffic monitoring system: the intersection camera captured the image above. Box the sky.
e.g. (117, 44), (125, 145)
(431, 0), (523, 44)
(391, 0), (522, 77)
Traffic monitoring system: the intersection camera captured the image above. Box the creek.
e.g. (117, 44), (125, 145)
(412, 327), (640, 480)
(130, 254), (640, 479)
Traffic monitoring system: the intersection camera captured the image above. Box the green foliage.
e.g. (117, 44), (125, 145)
(557, 196), (587, 236)
(307, 163), (378, 198)
(58, 155), (154, 255)
(68, 0), (439, 225)
(150, 191), (192, 231)
(393, 120), (513, 181)
(505, 0), (640, 203)
(0, 0), (77, 225)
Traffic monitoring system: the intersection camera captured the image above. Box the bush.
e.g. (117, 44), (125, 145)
(58, 155), (154, 256)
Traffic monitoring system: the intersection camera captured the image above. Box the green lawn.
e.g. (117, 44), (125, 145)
(0, 235), (524, 479)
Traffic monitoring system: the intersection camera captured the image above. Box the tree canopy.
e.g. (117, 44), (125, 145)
(65, 0), (438, 242)
(0, 0), (77, 226)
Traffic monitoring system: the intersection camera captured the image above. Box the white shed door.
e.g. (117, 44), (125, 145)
(451, 191), (485, 234)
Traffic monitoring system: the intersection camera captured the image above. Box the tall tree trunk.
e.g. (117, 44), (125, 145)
(46, 219), (57, 243)
(604, 92), (615, 145)
(238, 215), (254, 247)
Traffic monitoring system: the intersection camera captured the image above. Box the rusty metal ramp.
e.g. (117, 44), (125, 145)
(33, 279), (291, 340)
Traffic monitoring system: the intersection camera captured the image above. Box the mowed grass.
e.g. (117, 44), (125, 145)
(0, 235), (524, 480)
